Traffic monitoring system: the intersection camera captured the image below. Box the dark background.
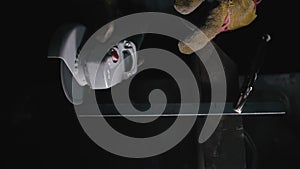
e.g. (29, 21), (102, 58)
(8, 0), (300, 169)
(5, 0), (300, 89)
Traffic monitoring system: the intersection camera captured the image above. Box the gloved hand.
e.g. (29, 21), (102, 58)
(175, 0), (260, 54)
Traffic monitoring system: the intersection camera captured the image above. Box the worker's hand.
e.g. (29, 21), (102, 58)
(174, 0), (204, 15)
(176, 0), (258, 55)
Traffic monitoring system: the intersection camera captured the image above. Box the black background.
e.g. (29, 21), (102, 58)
(8, 0), (300, 169)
